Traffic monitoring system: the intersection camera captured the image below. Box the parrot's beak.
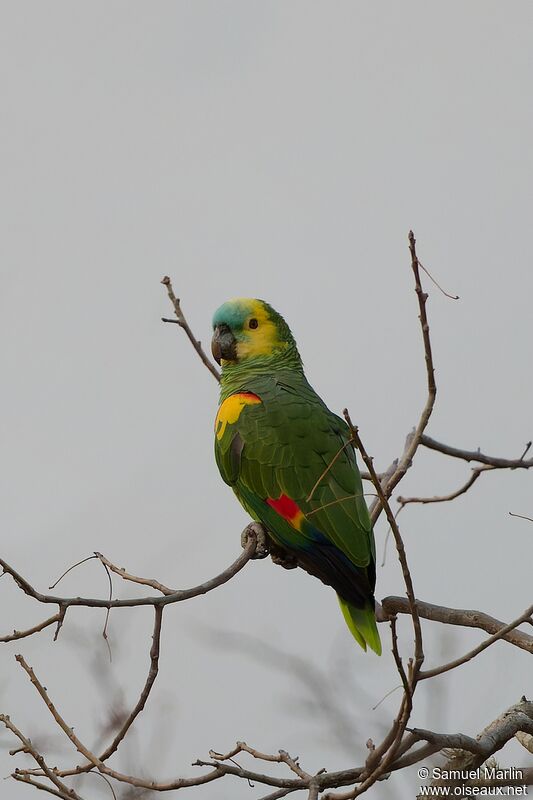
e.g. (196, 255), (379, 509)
(211, 324), (237, 364)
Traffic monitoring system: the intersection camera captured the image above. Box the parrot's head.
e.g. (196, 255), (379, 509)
(211, 298), (302, 371)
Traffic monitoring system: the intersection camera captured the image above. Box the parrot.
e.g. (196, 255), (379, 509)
(211, 298), (381, 654)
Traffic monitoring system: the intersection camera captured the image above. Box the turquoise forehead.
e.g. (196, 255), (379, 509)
(212, 299), (263, 329)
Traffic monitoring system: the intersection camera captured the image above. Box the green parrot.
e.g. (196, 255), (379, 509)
(211, 298), (381, 655)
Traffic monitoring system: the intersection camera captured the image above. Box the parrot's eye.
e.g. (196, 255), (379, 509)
(249, 318), (259, 330)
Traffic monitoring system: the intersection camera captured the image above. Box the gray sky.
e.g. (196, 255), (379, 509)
(1, 3), (533, 798)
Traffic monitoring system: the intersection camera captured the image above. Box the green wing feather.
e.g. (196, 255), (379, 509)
(215, 371), (380, 654)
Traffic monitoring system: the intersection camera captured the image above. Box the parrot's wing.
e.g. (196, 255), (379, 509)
(215, 379), (375, 571)
(214, 379), (380, 653)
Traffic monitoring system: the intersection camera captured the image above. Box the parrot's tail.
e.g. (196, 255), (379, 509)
(338, 596), (382, 655)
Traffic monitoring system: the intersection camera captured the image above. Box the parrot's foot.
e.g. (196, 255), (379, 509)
(374, 601), (390, 623)
(241, 522), (270, 559)
(270, 542), (298, 570)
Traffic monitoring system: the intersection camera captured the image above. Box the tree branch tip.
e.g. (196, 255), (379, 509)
(509, 511), (533, 523)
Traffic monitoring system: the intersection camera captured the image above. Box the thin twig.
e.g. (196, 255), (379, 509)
(53, 604), (67, 641)
(306, 439), (353, 502)
(0, 713), (84, 799)
(419, 605), (533, 680)
(209, 742), (311, 780)
(371, 683), (402, 711)
(306, 492), (378, 517)
(33, 609), (163, 782)
(101, 604), (163, 759)
(372, 231), (438, 523)
(161, 276), (220, 381)
(420, 435), (533, 469)
(509, 512), (533, 524)
(100, 558), (113, 662)
(85, 772), (117, 800)
(48, 555), (98, 589)
(258, 789), (299, 800)
(341, 412), (423, 796)
(0, 612), (64, 643)
(418, 259), (459, 300)
(0, 535), (257, 610)
(380, 504), (403, 567)
(12, 774), (82, 800)
(13, 655), (313, 794)
(389, 616), (410, 699)
(344, 412), (424, 672)
(95, 551), (175, 595)
(397, 465), (494, 507)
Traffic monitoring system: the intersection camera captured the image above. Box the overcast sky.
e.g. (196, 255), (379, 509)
(1, 3), (533, 798)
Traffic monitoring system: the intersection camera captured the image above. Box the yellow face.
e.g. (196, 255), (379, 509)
(232, 299), (288, 361)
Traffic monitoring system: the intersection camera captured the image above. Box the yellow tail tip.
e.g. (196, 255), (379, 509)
(338, 597), (382, 655)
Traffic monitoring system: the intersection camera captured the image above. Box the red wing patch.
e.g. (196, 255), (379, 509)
(267, 494), (305, 531)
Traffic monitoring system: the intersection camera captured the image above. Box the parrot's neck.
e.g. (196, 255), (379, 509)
(219, 350), (304, 399)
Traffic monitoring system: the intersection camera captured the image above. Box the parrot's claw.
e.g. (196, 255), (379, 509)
(241, 522), (270, 559)
(270, 543), (298, 570)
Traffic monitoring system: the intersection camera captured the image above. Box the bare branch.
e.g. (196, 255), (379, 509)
(417, 259), (459, 300)
(209, 742), (311, 780)
(344, 413), (423, 672)
(369, 456), (400, 523)
(409, 698), (533, 760)
(335, 412), (426, 796)
(6, 248), (533, 800)
(308, 782), (319, 800)
(389, 616), (410, 699)
(398, 440), (533, 508)
(100, 604), (163, 759)
(22, 607), (164, 782)
(421, 435), (533, 469)
(16, 655), (343, 796)
(11, 655), (231, 792)
(12, 774), (83, 800)
(419, 604), (533, 680)
(95, 552), (175, 595)
(0, 611), (64, 643)
(48, 555), (98, 589)
(0, 534), (256, 611)
(0, 713), (84, 800)
(382, 596), (533, 654)
(258, 790), (300, 800)
(373, 231), (437, 522)
(397, 465), (494, 507)
(509, 511), (533, 524)
(161, 276), (220, 381)
(516, 731), (533, 754)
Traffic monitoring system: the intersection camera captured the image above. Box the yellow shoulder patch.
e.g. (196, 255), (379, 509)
(215, 392), (262, 440)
